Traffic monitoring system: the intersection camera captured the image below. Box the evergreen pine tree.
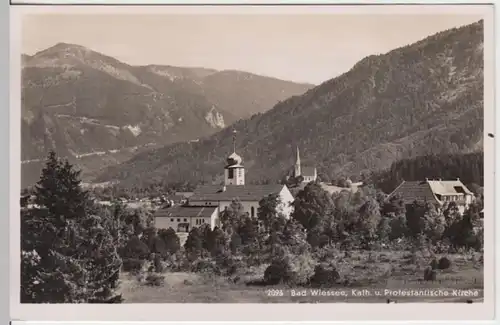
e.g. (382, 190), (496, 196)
(21, 151), (123, 303)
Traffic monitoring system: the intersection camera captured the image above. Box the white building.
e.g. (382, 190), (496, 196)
(154, 140), (295, 232)
(290, 146), (317, 183)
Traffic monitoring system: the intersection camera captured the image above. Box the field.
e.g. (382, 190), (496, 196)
(118, 250), (484, 303)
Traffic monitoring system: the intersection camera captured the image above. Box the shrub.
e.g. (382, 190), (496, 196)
(191, 258), (221, 276)
(123, 236), (150, 259)
(309, 263), (340, 287)
(215, 254), (245, 276)
(290, 252), (316, 285)
(264, 258), (294, 285)
(145, 273), (165, 286)
(430, 258), (438, 270)
(122, 258), (144, 273)
(423, 267), (437, 281)
(438, 257), (452, 270)
(153, 255), (164, 273)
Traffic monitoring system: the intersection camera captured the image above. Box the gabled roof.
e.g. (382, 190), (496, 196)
(155, 205), (217, 218)
(388, 181), (441, 205)
(189, 184), (284, 202)
(426, 179), (473, 195)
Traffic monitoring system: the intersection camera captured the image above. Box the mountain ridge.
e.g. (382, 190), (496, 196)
(21, 43), (313, 188)
(95, 20), (484, 188)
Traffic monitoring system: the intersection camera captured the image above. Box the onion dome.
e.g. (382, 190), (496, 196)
(226, 152), (243, 166)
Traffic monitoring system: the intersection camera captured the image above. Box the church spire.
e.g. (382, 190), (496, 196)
(294, 146), (301, 177)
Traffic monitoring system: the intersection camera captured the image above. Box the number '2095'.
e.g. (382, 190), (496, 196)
(266, 289), (284, 296)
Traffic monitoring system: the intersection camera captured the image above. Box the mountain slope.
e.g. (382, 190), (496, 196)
(21, 43), (312, 188)
(96, 20), (484, 188)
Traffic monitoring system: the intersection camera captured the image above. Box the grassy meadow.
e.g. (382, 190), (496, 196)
(118, 250), (483, 303)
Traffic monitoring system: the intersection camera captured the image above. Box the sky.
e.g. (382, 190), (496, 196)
(22, 13), (482, 84)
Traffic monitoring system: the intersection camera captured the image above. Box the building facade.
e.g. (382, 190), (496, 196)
(388, 178), (475, 214)
(154, 141), (295, 232)
(290, 146), (317, 183)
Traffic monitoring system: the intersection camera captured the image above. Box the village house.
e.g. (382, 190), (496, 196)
(388, 178), (475, 214)
(287, 146), (317, 184)
(320, 179), (364, 195)
(154, 136), (295, 232)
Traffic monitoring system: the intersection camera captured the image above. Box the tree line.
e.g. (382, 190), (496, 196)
(21, 152), (484, 302)
(371, 152), (484, 194)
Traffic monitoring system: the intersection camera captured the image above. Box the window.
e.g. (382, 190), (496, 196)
(184, 218), (187, 222)
(177, 218), (180, 222)
(202, 219), (205, 224)
(251, 206), (255, 217)
(170, 218), (174, 222)
(228, 168), (234, 179)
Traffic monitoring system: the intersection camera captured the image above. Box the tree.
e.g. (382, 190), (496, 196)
(422, 204), (445, 243)
(292, 182), (334, 231)
(219, 199), (247, 232)
(184, 227), (204, 259)
(122, 236), (150, 259)
(230, 232), (242, 254)
(382, 194), (406, 217)
(257, 193), (281, 232)
(406, 201), (427, 238)
(204, 226), (227, 256)
(238, 215), (260, 246)
(280, 219), (310, 255)
(377, 216), (392, 243)
(21, 151), (122, 303)
(158, 228), (181, 255)
(357, 198), (382, 243)
(444, 206), (481, 249)
(285, 175), (305, 188)
(389, 213), (408, 240)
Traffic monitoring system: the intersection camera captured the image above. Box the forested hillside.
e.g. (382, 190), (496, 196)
(21, 43), (312, 188)
(371, 152), (484, 194)
(97, 20), (484, 188)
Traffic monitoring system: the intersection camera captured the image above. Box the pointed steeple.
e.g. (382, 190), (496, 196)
(294, 146), (301, 177)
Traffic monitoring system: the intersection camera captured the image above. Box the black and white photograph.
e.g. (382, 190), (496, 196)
(11, 3), (494, 315)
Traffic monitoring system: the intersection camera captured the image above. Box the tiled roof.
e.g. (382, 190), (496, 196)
(389, 181), (440, 205)
(189, 184), (284, 202)
(301, 167), (317, 177)
(166, 194), (188, 202)
(155, 205), (217, 218)
(175, 192), (194, 197)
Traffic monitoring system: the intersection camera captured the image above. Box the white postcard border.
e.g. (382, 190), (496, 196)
(8, 2), (498, 323)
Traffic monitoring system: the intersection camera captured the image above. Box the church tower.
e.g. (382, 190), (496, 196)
(224, 129), (245, 186)
(294, 146), (301, 177)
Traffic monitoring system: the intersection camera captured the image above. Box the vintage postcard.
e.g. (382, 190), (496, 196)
(9, 3), (496, 322)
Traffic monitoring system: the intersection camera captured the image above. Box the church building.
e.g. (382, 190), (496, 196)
(288, 146), (317, 184)
(154, 131), (295, 232)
